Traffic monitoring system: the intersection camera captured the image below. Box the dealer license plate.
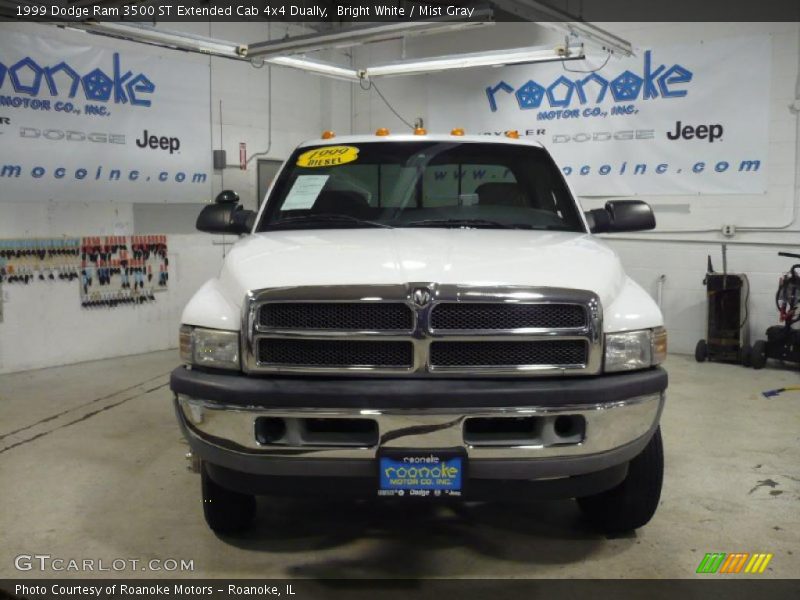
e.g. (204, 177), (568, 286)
(377, 451), (464, 498)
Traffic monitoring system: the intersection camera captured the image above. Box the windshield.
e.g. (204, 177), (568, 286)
(256, 141), (586, 232)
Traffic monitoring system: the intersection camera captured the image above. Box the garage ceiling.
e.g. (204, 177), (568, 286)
(3, 0), (631, 81)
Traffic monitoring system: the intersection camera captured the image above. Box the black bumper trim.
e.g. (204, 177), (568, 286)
(204, 461), (630, 501)
(170, 365), (667, 410)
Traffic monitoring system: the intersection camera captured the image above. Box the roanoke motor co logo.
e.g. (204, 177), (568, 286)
(0, 53), (155, 107)
(486, 50), (692, 112)
(696, 552), (774, 574)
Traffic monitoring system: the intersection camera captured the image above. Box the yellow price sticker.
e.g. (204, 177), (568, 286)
(296, 145), (359, 168)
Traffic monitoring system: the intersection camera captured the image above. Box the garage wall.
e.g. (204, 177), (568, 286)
(0, 22), (353, 374)
(352, 22), (800, 354)
(2, 21), (796, 372)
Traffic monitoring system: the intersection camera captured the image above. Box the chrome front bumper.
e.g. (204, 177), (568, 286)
(176, 391), (664, 471)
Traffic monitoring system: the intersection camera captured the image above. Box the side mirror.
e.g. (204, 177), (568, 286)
(215, 190), (240, 204)
(196, 190), (256, 234)
(586, 200), (655, 234)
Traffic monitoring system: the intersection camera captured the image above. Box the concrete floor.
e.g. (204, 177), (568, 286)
(0, 352), (798, 579)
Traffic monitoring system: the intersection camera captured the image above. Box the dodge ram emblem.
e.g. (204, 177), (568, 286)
(412, 287), (432, 307)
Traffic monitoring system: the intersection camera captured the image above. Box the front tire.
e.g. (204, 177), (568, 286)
(577, 428), (663, 534)
(201, 463), (256, 534)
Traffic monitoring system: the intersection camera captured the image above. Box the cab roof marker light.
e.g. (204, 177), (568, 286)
(321, 130), (336, 139)
(364, 44), (584, 78)
(451, 128), (465, 136)
(375, 128), (391, 136)
(265, 56), (361, 82)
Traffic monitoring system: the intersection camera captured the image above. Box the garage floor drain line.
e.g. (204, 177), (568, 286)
(0, 371), (171, 442)
(0, 377), (170, 455)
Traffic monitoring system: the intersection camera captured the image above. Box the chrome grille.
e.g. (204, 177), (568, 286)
(259, 302), (413, 331)
(431, 303), (586, 331)
(430, 340), (587, 368)
(258, 339), (414, 368)
(244, 284), (602, 376)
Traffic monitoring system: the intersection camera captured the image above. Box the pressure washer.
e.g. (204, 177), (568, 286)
(750, 252), (800, 369)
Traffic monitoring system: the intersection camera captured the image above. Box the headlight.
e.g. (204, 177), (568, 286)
(180, 325), (240, 371)
(605, 327), (667, 372)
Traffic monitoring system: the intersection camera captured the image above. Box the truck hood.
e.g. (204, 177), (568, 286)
(217, 229), (626, 308)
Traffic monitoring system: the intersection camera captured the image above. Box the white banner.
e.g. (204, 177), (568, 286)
(428, 36), (771, 196)
(0, 29), (212, 202)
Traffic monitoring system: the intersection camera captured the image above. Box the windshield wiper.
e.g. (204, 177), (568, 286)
(404, 218), (534, 230)
(266, 214), (393, 230)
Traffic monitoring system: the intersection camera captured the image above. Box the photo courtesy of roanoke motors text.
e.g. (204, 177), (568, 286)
(0, 0), (799, 599)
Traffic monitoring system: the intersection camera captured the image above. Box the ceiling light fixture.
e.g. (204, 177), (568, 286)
(364, 44), (585, 78)
(265, 56), (360, 82)
(489, 0), (633, 57)
(537, 22), (633, 57)
(71, 22), (247, 59)
(246, 16), (494, 59)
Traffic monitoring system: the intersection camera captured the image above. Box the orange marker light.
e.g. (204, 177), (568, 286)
(375, 127), (390, 136)
(450, 128), (465, 136)
(413, 127), (427, 136)
(321, 130), (335, 139)
(505, 130), (520, 139)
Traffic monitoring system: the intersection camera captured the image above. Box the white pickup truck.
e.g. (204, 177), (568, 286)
(171, 132), (667, 535)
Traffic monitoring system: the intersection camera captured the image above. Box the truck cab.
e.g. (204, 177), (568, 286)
(171, 132), (667, 534)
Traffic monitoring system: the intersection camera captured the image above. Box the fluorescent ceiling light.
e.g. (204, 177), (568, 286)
(265, 56), (360, 82)
(490, 0), (633, 57)
(71, 22), (247, 59)
(537, 22), (633, 57)
(365, 44), (584, 78)
(70, 22), (360, 81)
(247, 17), (494, 59)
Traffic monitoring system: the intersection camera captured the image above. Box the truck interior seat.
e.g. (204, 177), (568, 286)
(312, 190), (370, 215)
(476, 182), (529, 208)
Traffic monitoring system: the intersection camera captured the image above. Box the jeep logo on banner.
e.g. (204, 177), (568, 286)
(427, 37), (771, 196)
(0, 28), (211, 203)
